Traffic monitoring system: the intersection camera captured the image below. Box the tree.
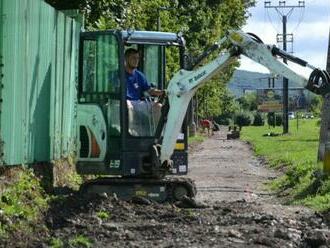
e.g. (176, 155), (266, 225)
(235, 112), (252, 128)
(310, 95), (323, 116)
(237, 92), (257, 111)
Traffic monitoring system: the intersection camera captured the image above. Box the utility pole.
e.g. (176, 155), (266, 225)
(264, 1), (305, 134)
(318, 29), (330, 174)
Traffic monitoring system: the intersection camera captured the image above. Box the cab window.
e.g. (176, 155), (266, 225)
(80, 33), (121, 137)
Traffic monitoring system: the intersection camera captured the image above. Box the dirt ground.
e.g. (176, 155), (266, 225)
(3, 128), (330, 247)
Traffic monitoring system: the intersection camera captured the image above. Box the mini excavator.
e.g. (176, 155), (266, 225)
(77, 30), (330, 202)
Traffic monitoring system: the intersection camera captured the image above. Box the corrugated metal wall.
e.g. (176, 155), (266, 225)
(0, 0), (3, 161)
(0, 0), (80, 165)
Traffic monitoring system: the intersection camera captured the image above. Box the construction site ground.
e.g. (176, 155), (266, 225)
(4, 128), (330, 248)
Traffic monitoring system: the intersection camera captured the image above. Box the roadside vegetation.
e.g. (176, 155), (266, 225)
(241, 118), (330, 211)
(0, 168), (49, 241)
(188, 133), (207, 145)
(0, 162), (83, 244)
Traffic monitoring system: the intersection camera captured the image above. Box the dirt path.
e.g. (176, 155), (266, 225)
(190, 129), (278, 203)
(3, 129), (330, 247)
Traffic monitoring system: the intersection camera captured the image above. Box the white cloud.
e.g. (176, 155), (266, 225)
(306, 0), (330, 8)
(242, 19), (329, 46)
(295, 50), (328, 68)
(293, 22), (329, 41)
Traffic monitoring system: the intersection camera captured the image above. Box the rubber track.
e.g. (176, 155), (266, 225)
(80, 177), (197, 202)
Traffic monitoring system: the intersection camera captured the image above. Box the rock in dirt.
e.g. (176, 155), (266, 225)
(174, 196), (208, 208)
(303, 229), (330, 247)
(130, 196), (152, 205)
(273, 228), (291, 240)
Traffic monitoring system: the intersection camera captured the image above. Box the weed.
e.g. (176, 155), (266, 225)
(49, 237), (64, 248)
(0, 222), (8, 239)
(96, 211), (110, 220)
(69, 235), (93, 248)
(67, 173), (83, 189)
(188, 134), (206, 144)
(184, 209), (196, 218)
(0, 168), (48, 237)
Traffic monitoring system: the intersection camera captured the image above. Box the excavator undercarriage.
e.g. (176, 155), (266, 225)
(80, 177), (197, 202)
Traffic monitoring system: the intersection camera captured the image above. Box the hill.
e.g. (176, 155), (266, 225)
(227, 70), (303, 97)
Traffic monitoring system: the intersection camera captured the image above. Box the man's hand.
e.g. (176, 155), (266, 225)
(148, 88), (166, 97)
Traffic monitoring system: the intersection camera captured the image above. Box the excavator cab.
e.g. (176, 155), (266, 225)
(76, 30), (188, 179)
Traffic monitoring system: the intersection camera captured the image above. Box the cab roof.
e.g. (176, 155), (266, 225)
(121, 30), (185, 47)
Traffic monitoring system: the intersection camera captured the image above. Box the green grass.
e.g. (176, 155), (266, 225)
(49, 238), (64, 248)
(188, 133), (206, 144)
(241, 119), (330, 211)
(69, 235), (93, 248)
(96, 210), (110, 220)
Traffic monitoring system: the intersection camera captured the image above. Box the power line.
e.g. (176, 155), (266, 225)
(264, 1), (305, 134)
(265, 8), (281, 33)
(291, 7), (305, 34)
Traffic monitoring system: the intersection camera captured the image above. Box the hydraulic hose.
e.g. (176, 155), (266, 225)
(246, 32), (264, 44)
(271, 46), (308, 67)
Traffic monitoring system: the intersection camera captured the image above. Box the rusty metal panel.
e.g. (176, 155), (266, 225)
(0, 0), (80, 165)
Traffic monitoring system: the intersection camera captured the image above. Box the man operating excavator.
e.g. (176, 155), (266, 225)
(125, 48), (164, 100)
(125, 48), (165, 136)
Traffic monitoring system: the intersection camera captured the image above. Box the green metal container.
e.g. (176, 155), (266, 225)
(0, 0), (81, 165)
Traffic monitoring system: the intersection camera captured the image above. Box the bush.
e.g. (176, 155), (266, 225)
(267, 112), (283, 126)
(253, 112), (264, 126)
(234, 112), (252, 127)
(214, 115), (232, 125)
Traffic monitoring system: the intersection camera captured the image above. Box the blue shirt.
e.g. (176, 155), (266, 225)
(126, 69), (150, 100)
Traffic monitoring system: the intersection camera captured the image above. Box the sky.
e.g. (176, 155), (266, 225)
(239, 0), (330, 75)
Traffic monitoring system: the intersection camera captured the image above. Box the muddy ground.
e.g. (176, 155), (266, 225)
(3, 128), (330, 247)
